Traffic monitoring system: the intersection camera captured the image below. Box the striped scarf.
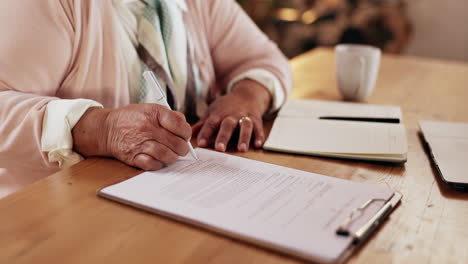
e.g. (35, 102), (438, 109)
(113, 0), (198, 114)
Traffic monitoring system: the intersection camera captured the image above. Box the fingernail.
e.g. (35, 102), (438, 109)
(239, 143), (247, 152)
(216, 142), (225, 152)
(255, 140), (263, 148)
(198, 139), (207, 147)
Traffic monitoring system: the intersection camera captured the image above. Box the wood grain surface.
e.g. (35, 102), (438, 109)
(1, 48), (467, 264)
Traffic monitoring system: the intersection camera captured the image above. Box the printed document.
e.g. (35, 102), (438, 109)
(99, 149), (396, 263)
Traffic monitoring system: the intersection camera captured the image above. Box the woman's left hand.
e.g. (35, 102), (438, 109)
(193, 79), (272, 152)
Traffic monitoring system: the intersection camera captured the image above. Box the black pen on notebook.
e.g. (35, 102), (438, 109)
(319, 116), (400, 123)
(143, 71), (198, 160)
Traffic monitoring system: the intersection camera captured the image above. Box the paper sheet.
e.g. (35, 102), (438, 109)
(100, 149), (394, 263)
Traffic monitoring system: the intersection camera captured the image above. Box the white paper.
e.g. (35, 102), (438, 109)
(100, 149), (394, 263)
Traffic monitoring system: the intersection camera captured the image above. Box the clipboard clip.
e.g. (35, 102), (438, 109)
(336, 198), (389, 243)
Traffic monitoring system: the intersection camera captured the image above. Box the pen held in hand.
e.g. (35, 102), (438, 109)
(143, 71), (199, 160)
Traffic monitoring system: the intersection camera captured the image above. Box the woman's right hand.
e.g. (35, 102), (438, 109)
(72, 104), (192, 171)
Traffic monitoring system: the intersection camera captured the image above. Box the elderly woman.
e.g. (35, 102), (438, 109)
(0, 0), (291, 198)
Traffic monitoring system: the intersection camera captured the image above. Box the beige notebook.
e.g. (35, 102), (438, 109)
(264, 100), (408, 163)
(99, 148), (401, 264)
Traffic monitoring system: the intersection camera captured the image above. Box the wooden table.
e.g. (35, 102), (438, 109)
(1, 49), (468, 264)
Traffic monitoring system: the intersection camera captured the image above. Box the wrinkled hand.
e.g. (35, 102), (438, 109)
(73, 104), (191, 171)
(193, 80), (271, 152)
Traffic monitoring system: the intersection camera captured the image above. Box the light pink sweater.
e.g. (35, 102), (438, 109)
(0, 0), (292, 198)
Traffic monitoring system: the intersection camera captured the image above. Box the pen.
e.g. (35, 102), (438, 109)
(319, 116), (400, 124)
(143, 71), (199, 160)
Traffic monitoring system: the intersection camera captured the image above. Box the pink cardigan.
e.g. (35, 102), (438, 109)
(0, 0), (292, 198)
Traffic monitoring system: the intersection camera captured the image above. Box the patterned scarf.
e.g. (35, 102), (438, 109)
(113, 0), (198, 114)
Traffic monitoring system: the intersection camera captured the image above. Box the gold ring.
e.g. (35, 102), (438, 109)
(238, 116), (252, 125)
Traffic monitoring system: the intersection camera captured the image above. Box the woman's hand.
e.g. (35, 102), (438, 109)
(72, 104), (191, 171)
(193, 79), (272, 152)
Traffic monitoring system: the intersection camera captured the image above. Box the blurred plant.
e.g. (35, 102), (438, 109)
(238, 0), (411, 58)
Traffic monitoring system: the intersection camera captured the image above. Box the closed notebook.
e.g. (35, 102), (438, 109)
(99, 148), (401, 264)
(264, 99), (408, 163)
(420, 120), (468, 189)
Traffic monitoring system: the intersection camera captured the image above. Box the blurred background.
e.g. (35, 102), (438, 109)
(238, 0), (468, 62)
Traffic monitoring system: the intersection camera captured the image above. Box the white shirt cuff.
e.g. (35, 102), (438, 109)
(226, 68), (285, 114)
(41, 99), (103, 168)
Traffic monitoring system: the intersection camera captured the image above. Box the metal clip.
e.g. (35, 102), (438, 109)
(336, 198), (387, 237)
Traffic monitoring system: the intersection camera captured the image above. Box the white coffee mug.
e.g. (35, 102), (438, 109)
(335, 44), (381, 101)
